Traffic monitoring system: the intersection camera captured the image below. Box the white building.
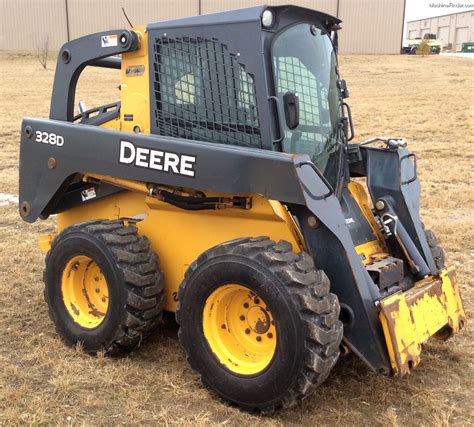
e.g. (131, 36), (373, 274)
(406, 10), (474, 51)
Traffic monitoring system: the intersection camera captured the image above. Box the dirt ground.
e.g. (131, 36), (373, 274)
(0, 52), (473, 425)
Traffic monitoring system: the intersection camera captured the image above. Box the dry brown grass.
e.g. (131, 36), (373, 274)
(0, 52), (473, 425)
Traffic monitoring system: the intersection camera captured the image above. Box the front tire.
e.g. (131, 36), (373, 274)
(425, 228), (445, 271)
(44, 220), (164, 354)
(176, 237), (343, 412)
(421, 221), (445, 271)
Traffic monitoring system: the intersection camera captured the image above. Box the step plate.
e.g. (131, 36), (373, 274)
(379, 266), (466, 376)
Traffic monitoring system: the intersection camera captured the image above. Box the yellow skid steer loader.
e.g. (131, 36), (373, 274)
(19, 5), (465, 412)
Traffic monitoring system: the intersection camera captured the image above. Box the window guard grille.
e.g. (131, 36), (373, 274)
(153, 37), (262, 148)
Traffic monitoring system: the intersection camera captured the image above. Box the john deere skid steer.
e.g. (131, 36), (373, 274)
(19, 5), (465, 412)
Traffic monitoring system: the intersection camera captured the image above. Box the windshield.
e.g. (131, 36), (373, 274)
(272, 23), (341, 188)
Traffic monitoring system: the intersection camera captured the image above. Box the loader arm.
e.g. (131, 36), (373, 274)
(349, 145), (438, 275)
(50, 29), (139, 122)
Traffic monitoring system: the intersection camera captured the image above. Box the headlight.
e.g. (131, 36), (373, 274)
(262, 9), (274, 28)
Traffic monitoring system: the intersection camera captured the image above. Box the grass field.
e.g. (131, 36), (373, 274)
(0, 52), (473, 425)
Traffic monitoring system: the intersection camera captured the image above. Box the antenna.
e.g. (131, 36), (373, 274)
(122, 7), (133, 28)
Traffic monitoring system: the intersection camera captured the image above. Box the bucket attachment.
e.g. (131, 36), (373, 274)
(379, 266), (465, 375)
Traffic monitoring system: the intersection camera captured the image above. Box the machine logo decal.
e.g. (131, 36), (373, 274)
(35, 131), (64, 146)
(119, 140), (196, 177)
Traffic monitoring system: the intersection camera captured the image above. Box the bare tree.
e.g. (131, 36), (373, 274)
(35, 35), (50, 69)
(417, 39), (432, 57)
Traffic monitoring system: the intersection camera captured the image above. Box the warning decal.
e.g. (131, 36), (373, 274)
(101, 35), (118, 48)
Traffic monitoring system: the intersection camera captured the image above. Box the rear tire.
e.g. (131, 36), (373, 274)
(422, 224), (445, 271)
(176, 237), (343, 412)
(44, 220), (164, 354)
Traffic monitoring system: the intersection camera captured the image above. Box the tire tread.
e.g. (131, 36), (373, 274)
(176, 236), (343, 412)
(422, 225), (446, 271)
(44, 219), (164, 354)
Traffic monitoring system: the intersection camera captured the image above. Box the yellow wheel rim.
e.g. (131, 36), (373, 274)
(61, 255), (109, 329)
(203, 284), (277, 375)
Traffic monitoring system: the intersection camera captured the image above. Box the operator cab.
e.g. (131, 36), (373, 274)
(146, 5), (351, 191)
(271, 20), (343, 189)
(58, 6), (351, 192)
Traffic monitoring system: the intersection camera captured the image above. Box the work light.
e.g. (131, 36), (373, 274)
(262, 9), (274, 28)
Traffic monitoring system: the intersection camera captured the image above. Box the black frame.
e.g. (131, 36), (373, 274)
(50, 29), (139, 122)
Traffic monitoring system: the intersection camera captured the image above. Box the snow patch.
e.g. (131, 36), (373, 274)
(0, 193), (19, 206)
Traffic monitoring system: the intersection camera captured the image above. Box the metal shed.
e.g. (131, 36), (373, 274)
(0, 0), (406, 54)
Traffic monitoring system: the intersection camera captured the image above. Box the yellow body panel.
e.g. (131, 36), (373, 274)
(38, 234), (55, 253)
(54, 191), (303, 312)
(99, 117), (121, 131)
(97, 27), (150, 133)
(348, 181), (384, 242)
(119, 27), (150, 134)
(348, 181), (388, 264)
(379, 266), (466, 375)
(355, 240), (387, 265)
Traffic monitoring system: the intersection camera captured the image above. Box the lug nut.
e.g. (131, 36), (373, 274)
(245, 328), (251, 334)
(254, 298), (260, 304)
(95, 288), (100, 293)
(101, 297), (106, 302)
(267, 332), (273, 339)
(221, 324), (226, 329)
(240, 315), (245, 321)
(243, 302), (249, 309)
(256, 336), (262, 342)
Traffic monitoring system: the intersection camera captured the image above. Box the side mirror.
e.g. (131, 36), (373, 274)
(283, 91), (299, 130)
(337, 79), (349, 99)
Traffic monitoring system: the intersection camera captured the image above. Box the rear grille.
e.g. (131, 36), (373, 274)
(152, 37), (261, 148)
